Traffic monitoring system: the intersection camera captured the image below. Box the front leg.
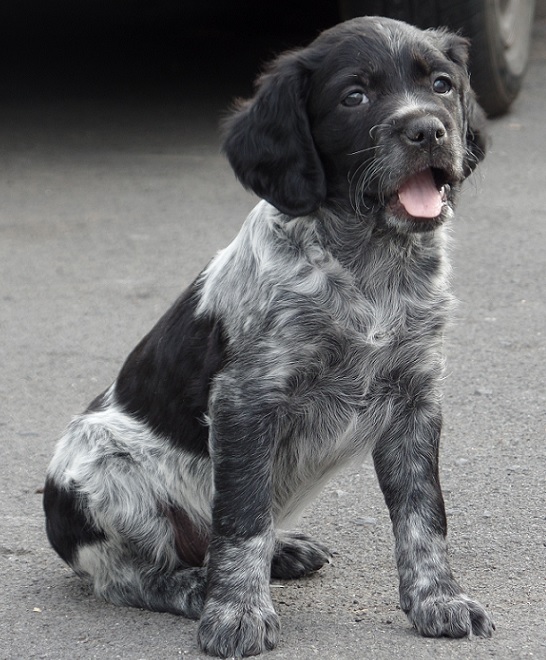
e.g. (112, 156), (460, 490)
(372, 388), (494, 639)
(198, 534), (280, 658)
(197, 395), (280, 658)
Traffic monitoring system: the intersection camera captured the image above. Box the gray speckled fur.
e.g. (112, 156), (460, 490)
(44, 16), (493, 658)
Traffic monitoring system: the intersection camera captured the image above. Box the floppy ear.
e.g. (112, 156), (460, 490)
(462, 89), (488, 177)
(222, 51), (326, 217)
(428, 29), (488, 177)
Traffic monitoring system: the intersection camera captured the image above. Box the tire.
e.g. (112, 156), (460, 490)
(339, 0), (536, 116)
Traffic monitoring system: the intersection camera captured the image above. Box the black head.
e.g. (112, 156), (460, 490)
(222, 17), (487, 224)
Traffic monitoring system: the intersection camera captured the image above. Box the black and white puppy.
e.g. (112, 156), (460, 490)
(44, 17), (493, 658)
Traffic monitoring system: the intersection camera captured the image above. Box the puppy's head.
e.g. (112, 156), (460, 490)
(222, 17), (487, 230)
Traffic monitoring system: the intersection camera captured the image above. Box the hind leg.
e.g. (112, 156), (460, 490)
(44, 413), (212, 619)
(45, 473), (208, 617)
(271, 530), (332, 579)
(75, 541), (207, 618)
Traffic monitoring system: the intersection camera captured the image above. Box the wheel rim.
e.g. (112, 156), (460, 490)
(494, 0), (534, 75)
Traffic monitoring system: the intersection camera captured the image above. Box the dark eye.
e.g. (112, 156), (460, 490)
(342, 90), (369, 107)
(433, 76), (452, 94)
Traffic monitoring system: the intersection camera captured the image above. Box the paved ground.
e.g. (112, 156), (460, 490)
(1, 10), (545, 660)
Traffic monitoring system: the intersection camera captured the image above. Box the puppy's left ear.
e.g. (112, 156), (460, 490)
(222, 51), (326, 217)
(462, 88), (488, 177)
(429, 29), (488, 177)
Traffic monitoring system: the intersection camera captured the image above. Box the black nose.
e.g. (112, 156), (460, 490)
(402, 116), (448, 148)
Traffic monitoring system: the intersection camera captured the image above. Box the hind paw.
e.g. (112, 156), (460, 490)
(271, 531), (332, 579)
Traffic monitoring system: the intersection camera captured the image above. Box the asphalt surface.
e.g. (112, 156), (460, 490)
(1, 11), (545, 660)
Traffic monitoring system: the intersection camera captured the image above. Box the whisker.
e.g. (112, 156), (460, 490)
(369, 123), (392, 140)
(347, 144), (379, 157)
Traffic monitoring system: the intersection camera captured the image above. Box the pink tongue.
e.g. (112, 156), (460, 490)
(398, 169), (443, 218)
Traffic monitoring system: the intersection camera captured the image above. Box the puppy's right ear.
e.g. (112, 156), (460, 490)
(222, 51), (326, 217)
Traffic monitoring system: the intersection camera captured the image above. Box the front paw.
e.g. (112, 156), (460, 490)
(271, 531), (332, 579)
(197, 599), (281, 658)
(408, 592), (494, 639)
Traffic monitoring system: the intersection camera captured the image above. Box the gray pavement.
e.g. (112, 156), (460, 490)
(1, 14), (545, 660)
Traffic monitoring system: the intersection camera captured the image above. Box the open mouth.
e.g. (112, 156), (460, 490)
(388, 167), (451, 222)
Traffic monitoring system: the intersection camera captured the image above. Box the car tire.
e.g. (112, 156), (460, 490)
(339, 0), (535, 116)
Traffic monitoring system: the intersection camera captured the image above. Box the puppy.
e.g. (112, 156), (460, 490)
(44, 17), (493, 658)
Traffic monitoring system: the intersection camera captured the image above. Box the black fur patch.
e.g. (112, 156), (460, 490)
(43, 477), (106, 566)
(115, 282), (227, 455)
